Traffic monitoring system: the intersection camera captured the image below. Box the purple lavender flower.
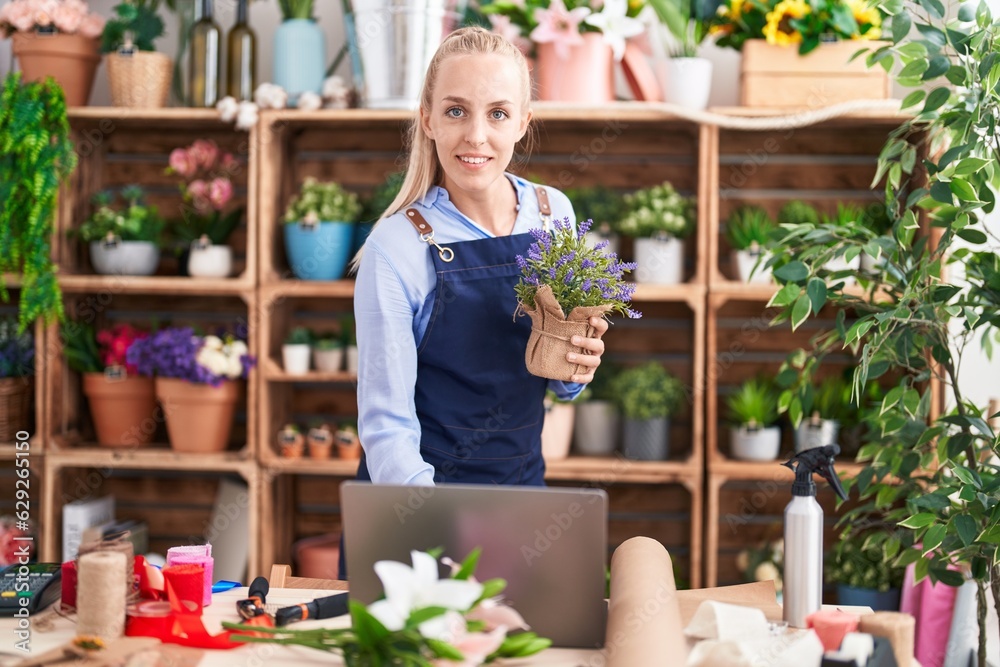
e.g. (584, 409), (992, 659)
(548, 267), (557, 280)
(564, 268), (575, 285)
(577, 219), (593, 240)
(581, 258), (595, 270)
(516, 254), (528, 272)
(594, 240), (610, 251)
(581, 278), (592, 292)
(556, 250), (576, 268)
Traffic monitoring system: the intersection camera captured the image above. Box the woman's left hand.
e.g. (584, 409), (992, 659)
(567, 316), (609, 384)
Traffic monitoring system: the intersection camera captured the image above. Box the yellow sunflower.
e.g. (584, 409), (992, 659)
(763, 0), (810, 46)
(846, 0), (882, 39)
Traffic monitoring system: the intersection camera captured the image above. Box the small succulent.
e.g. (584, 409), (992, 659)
(727, 377), (780, 428)
(777, 200), (820, 226)
(313, 336), (343, 350)
(725, 205), (777, 251)
(823, 203), (866, 228)
(285, 327), (313, 346)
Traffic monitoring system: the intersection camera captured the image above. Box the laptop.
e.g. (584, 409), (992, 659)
(341, 482), (608, 649)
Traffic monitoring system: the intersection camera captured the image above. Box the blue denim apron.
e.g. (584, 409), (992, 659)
(341, 199), (552, 577)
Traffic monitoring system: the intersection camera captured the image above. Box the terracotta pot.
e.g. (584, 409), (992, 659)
(12, 32), (101, 106)
(155, 377), (240, 453)
(535, 33), (613, 103)
(277, 426), (304, 458)
(335, 429), (361, 460)
(82, 373), (158, 448)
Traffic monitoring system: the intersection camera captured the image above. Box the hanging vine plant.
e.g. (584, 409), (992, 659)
(0, 72), (74, 332)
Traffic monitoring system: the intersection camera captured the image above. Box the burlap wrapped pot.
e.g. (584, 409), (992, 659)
(520, 284), (610, 382)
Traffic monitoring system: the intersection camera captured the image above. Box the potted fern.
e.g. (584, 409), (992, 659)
(727, 376), (781, 461)
(76, 186), (165, 276)
(617, 181), (695, 285)
(725, 205), (777, 283)
(282, 326), (312, 375)
(284, 178), (362, 281)
(793, 375), (850, 453)
(611, 362), (686, 461)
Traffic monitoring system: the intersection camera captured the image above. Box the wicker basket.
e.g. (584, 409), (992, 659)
(107, 51), (173, 108)
(0, 377), (34, 443)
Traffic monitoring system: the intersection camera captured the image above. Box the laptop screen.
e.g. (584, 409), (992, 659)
(341, 482), (608, 648)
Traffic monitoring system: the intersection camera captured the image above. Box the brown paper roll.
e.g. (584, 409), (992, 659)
(607, 536), (688, 666)
(858, 611), (916, 667)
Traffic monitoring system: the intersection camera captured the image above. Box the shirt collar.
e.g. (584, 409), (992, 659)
(416, 173), (526, 211)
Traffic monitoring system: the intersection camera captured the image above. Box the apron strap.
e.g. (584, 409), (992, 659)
(405, 208), (454, 263)
(535, 185), (553, 232)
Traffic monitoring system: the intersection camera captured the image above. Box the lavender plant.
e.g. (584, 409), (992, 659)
(0, 316), (34, 378)
(514, 218), (641, 319)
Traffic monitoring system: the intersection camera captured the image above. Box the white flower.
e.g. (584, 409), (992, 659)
(229, 340), (248, 357)
(254, 83), (288, 110)
(216, 96), (239, 122)
(584, 0), (646, 61)
(235, 101), (259, 131)
(297, 91), (322, 111)
(366, 551), (483, 632)
(225, 355), (243, 379)
(202, 335), (224, 351)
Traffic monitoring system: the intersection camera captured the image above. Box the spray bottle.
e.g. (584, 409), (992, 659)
(782, 444), (848, 628)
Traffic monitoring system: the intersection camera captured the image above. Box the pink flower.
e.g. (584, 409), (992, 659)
(187, 179), (211, 213)
(529, 0), (592, 59)
(32, 0), (56, 27)
(422, 611), (508, 667)
(488, 14), (531, 54)
(51, 2), (83, 34)
(208, 177), (233, 210)
(188, 139), (220, 172)
(221, 152), (239, 174)
(168, 148), (196, 179)
(4, 0), (36, 33)
(466, 599), (529, 632)
(77, 12), (104, 37)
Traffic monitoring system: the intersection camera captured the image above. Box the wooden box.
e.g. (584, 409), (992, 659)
(740, 40), (891, 108)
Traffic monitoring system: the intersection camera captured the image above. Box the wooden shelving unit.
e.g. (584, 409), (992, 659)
(26, 105), (915, 589)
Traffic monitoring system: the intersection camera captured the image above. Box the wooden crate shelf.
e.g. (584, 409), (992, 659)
(57, 274), (254, 298)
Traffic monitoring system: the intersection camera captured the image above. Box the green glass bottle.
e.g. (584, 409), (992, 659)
(188, 0), (220, 107)
(226, 0), (256, 102)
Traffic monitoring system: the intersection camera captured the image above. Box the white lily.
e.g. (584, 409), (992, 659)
(584, 0), (646, 61)
(367, 550), (484, 632)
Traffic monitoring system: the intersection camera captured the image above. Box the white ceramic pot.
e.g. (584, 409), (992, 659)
(573, 400), (620, 456)
(313, 347), (344, 373)
(662, 57), (713, 110)
(188, 243), (233, 278)
(730, 425), (781, 461)
(282, 344), (311, 375)
(541, 402), (575, 462)
(346, 345), (359, 373)
(823, 254), (861, 285)
(634, 236), (684, 285)
(732, 249), (774, 284)
(89, 240), (160, 276)
(794, 419), (839, 453)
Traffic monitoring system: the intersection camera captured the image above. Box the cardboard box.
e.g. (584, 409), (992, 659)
(740, 39), (891, 108)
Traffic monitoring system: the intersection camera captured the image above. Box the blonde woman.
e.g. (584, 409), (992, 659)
(353, 27), (608, 491)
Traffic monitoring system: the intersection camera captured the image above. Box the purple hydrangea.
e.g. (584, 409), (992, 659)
(0, 319), (34, 378)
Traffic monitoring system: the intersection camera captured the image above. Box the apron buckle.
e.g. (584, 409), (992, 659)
(420, 232), (454, 263)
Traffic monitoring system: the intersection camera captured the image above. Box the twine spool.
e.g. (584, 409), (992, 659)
(163, 563), (205, 614)
(858, 611), (916, 667)
(77, 551), (128, 642)
(78, 532), (135, 600)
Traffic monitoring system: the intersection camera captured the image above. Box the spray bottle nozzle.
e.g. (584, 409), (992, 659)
(782, 444), (848, 500)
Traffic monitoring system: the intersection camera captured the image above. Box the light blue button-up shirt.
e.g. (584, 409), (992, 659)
(354, 173), (583, 486)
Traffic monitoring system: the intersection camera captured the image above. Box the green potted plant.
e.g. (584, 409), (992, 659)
(61, 321), (157, 448)
(726, 376), (781, 461)
(725, 205), (777, 284)
(819, 203), (866, 283)
(647, 0), (719, 109)
(793, 374), (850, 453)
(101, 0), (172, 108)
(777, 200), (820, 226)
(356, 171), (404, 254)
(540, 389), (577, 462)
(573, 363), (620, 457)
(276, 423), (304, 458)
(284, 177), (362, 281)
(0, 315), (35, 443)
(335, 420), (361, 460)
(74, 186), (165, 276)
(610, 362), (686, 461)
(0, 73), (73, 332)
(857, 202), (893, 274)
(565, 185), (625, 256)
(306, 421), (334, 459)
(312, 335), (344, 373)
(617, 181), (696, 285)
(765, 2), (1000, 659)
(282, 326), (312, 375)
(827, 528), (904, 612)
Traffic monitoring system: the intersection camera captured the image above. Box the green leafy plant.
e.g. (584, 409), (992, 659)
(100, 0), (166, 53)
(577, 362), (620, 402)
(725, 205), (777, 250)
(277, 0), (314, 20)
(610, 362), (686, 420)
(822, 202), (865, 228)
(74, 186), (165, 245)
(60, 322), (102, 374)
(340, 315), (357, 347)
(285, 177), (362, 224)
(826, 528), (905, 593)
(777, 200), (820, 227)
(313, 336), (343, 351)
(565, 186), (625, 232)
(285, 327), (313, 346)
(0, 73), (73, 332)
(361, 171), (404, 222)
(726, 377), (780, 427)
(764, 2), (1000, 662)
(648, 0), (722, 57)
(617, 181), (696, 239)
